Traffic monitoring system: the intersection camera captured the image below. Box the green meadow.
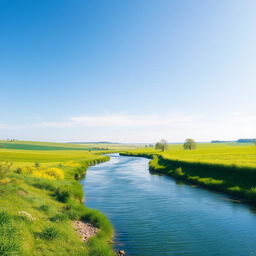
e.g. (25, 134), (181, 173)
(1, 140), (256, 255)
(127, 142), (256, 168)
(122, 142), (256, 203)
(0, 141), (118, 256)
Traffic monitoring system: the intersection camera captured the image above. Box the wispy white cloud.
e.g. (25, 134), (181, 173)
(35, 113), (200, 128)
(0, 122), (26, 130)
(0, 112), (255, 142)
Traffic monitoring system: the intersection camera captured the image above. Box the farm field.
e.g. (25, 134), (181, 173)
(128, 143), (256, 168)
(0, 141), (120, 256)
(0, 140), (137, 152)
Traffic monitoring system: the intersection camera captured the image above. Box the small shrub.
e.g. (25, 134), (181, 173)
(173, 167), (185, 177)
(55, 186), (70, 202)
(0, 162), (12, 180)
(34, 162), (40, 168)
(65, 210), (79, 220)
(62, 204), (72, 211)
(39, 226), (59, 240)
(0, 211), (11, 225)
(45, 168), (64, 180)
(32, 167), (64, 180)
(15, 168), (22, 174)
(62, 204), (79, 220)
(50, 213), (68, 222)
(38, 204), (49, 212)
(74, 173), (79, 180)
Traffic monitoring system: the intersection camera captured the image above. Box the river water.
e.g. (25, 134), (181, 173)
(81, 154), (256, 256)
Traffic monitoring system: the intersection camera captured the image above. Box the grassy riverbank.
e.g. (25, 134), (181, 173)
(121, 143), (256, 204)
(0, 141), (116, 256)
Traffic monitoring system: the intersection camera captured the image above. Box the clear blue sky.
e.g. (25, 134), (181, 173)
(0, 0), (255, 142)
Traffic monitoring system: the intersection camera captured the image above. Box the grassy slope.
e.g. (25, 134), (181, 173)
(0, 142), (117, 256)
(121, 143), (256, 204)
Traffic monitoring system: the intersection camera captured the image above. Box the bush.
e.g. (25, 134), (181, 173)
(0, 211), (11, 225)
(34, 162), (40, 168)
(44, 168), (64, 180)
(54, 186), (70, 202)
(173, 167), (185, 177)
(0, 211), (11, 226)
(38, 204), (49, 212)
(32, 168), (64, 180)
(39, 226), (59, 240)
(15, 168), (22, 174)
(50, 213), (68, 222)
(65, 210), (79, 220)
(62, 204), (79, 220)
(0, 162), (12, 180)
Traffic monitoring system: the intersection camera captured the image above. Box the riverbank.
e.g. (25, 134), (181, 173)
(120, 152), (256, 205)
(83, 153), (256, 255)
(0, 143), (116, 256)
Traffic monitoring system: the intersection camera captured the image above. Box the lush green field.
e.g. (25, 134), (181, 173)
(122, 142), (256, 204)
(0, 141), (117, 256)
(0, 148), (107, 162)
(0, 140), (138, 152)
(127, 143), (256, 167)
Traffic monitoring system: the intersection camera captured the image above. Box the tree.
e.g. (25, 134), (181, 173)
(155, 139), (168, 152)
(183, 138), (196, 150)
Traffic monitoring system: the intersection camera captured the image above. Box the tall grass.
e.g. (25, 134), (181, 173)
(0, 211), (20, 256)
(0, 142), (114, 256)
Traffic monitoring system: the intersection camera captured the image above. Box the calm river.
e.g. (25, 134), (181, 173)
(82, 154), (256, 256)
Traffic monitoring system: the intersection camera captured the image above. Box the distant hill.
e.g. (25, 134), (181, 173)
(211, 140), (235, 143)
(237, 138), (256, 143)
(211, 139), (256, 143)
(68, 142), (119, 144)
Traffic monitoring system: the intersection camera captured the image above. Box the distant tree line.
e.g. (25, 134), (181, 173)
(145, 144), (154, 148)
(237, 138), (256, 143)
(211, 138), (256, 144)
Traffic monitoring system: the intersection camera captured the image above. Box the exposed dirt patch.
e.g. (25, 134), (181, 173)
(73, 221), (99, 242)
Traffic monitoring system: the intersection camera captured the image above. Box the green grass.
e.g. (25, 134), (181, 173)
(0, 148), (110, 162)
(0, 141), (116, 256)
(0, 140), (138, 152)
(126, 142), (256, 167)
(121, 142), (256, 204)
(0, 143), (96, 151)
